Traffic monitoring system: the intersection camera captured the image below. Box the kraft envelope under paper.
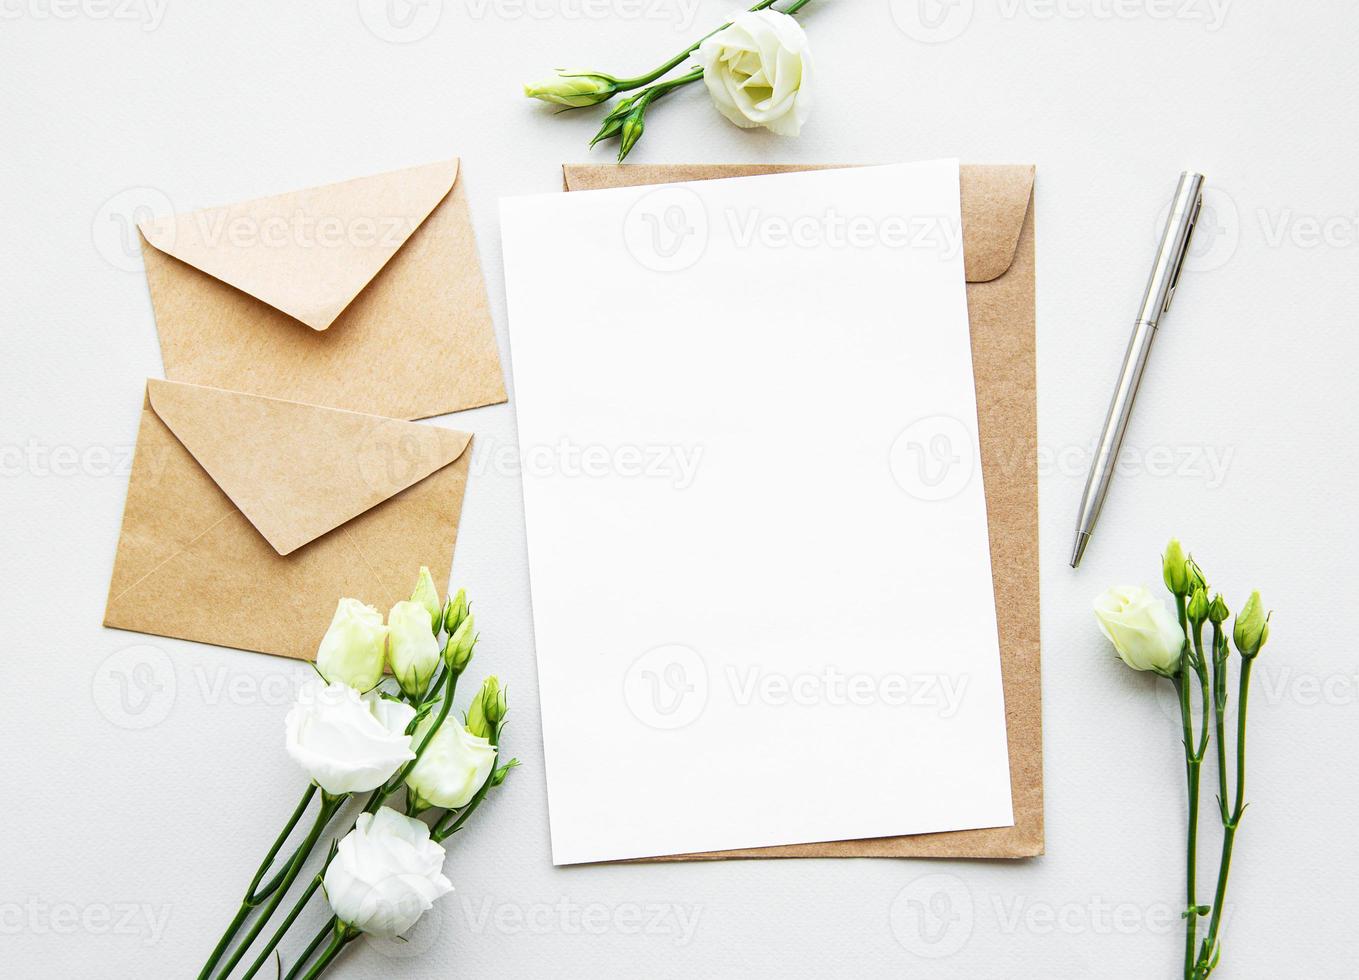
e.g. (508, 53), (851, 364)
(137, 159), (505, 420)
(104, 380), (473, 660)
(561, 162), (1042, 861)
(505, 161), (1020, 864)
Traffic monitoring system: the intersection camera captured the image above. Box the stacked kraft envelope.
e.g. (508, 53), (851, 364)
(562, 164), (1042, 861)
(103, 159), (505, 661)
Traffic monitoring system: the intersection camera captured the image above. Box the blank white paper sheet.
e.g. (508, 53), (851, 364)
(499, 160), (1014, 864)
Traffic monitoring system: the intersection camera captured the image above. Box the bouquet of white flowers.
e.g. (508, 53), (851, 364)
(1094, 540), (1271, 979)
(524, 0), (815, 160)
(196, 569), (518, 980)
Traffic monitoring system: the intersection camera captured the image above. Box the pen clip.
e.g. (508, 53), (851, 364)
(1161, 189), (1203, 317)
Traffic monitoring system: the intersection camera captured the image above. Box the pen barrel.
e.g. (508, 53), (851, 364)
(1137, 172), (1205, 324)
(1076, 317), (1159, 533)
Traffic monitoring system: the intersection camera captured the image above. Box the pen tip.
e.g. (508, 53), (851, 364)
(1070, 532), (1091, 569)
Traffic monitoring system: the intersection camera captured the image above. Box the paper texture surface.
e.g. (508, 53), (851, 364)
(104, 380), (473, 660)
(503, 161), (1015, 865)
(562, 161), (1042, 861)
(138, 159), (506, 420)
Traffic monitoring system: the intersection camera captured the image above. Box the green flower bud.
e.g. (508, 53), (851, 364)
(466, 675), (507, 741)
(491, 758), (521, 788)
(410, 566), (442, 633)
(1162, 539), (1190, 596)
(1186, 587), (1209, 626)
(443, 588), (469, 635)
(1232, 591), (1270, 659)
(1186, 558), (1207, 596)
(442, 613), (476, 673)
(1208, 594), (1230, 625)
(618, 104), (647, 162)
(524, 70), (619, 108)
(589, 94), (636, 147)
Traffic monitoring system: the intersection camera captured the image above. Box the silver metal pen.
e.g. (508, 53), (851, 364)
(1070, 172), (1205, 568)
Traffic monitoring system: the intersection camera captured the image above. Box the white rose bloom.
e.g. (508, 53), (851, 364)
(387, 600), (441, 698)
(404, 715), (497, 810)
(696, 9), (812, 136)
(324, 807), (453, 939)
(285, 682), (416, 795)
(315, 598), (387, 692)
(1094, 585), (1185, 675)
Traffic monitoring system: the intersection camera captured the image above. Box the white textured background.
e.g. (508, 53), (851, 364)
(2, 2), (1357, 977)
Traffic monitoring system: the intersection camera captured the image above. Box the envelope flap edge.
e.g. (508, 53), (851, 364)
(137, 158), (461, 331)
(561, 163), (1035, 283)
(145, 380), (472, 556)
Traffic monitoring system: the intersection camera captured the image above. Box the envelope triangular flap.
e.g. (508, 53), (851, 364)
(138, 159), (461, 331)
(560, 163), (1035, 283)
(144, 380), (471, 556)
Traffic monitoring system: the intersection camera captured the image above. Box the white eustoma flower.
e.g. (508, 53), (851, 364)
(1094, 585), (1185, 676)
(387, 600), (442, 698)
(404, 715), (497, 810)
(695, 9), (812, 136)
(285, 682), (416, 795)
(315, 598), (387, 692)
(323, 807), (453, 939)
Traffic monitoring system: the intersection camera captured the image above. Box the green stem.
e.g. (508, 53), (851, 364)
(1173, 595), (1199, 980)
(1191, 622), (1211, 761)
(1199, 657), (1254, 974)
(611, 0), (782, 90)
(240, 842), (339, 980)
(282, 918), (337, 980)
(366, 667), (460, 815)
(197, 783), (317, 980)
(1210, 624), (1230, 821)
(1179, 672), (1202, 980)
(297, 926), (354, 980)
(211, 794), (345, 980)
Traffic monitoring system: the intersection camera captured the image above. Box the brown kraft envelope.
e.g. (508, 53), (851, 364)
(563, 163), (1042, 860)
(104, 380), (474, 660)
(137, 159), (505, 421)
